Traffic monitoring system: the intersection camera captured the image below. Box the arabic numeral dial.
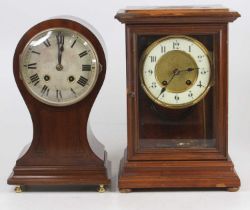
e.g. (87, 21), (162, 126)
(141, 35), (212, 108)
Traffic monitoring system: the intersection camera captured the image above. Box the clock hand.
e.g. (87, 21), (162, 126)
(56, 32), (64, 70)
(167, 69), (179, 84)
(157, 69), (179, 98)
(158, 87), (166, 98)
(157, 67), (199, 98)
(158, 67), (199, 97)
(178, 67), (199, 73)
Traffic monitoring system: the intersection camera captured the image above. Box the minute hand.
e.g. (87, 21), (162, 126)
(56, 32), (64, 66)
(178, 67), (199, 73)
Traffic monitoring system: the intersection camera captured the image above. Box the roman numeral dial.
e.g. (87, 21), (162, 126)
(43, 39), (51, 47)
(30, 73), (40, 85)
(20, 28), (100, 106)
(24, 63), (37, 69)
(79, 51), (88, 58)
(77, 76), (88, 87)
(41, 85), (50, 96)
(82, 65), (91, 71)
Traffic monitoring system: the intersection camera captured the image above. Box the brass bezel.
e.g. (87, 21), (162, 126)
(139, 35), (213, 109)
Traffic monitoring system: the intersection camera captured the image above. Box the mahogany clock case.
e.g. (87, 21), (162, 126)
(7, 18), (110, 189)
(115, 7), (241, 191)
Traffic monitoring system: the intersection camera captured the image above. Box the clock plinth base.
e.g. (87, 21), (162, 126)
(8, 145), (110, 190)
(8, 167), (110, 187)
(119, 151), (240, 191)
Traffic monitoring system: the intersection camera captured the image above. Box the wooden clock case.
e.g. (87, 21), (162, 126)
(115, 7), (241, 192)
(7, 19), (110, 190)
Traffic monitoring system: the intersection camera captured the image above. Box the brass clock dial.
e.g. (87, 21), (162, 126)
(20, 28), (99, 106)
(140, 35), (212, 109)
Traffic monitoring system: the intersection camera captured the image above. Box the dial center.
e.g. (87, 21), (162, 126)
(56, 64), (63, 71)
(155, 50), (198, 93)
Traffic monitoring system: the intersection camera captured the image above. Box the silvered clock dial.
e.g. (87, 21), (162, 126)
(20, 28), (99, 106)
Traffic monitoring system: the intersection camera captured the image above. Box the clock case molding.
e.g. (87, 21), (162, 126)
(115, 7), (241, 191)
(7, 19), (110, 188)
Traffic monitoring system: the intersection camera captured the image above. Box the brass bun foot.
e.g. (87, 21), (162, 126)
(119, 188), (132, 193)
(15, 185), (23, 193)
(227, 187), (240, 192)
(97, 184), (106, 193)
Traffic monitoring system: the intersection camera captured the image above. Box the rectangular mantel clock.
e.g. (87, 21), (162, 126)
(115, 6), (241, 192)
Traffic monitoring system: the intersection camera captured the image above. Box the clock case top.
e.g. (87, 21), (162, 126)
(115, 7), (240, 190)
(115, 6), (240, 23)
(8, 19), (110, 187)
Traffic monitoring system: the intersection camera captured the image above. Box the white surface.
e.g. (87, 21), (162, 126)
(141, 36), (211, 106)
(0, 0), (249, 210)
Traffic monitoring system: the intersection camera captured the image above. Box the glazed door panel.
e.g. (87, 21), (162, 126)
(126, 24), (228, 161)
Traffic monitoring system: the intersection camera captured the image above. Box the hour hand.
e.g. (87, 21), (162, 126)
(157, 86), (166, 98)
(157, 80), (168, 98)
(56, 32), (64, 69)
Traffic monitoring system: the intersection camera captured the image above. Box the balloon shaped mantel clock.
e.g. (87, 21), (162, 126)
(115, 6), (241, 192)
(7, 18), (110, 192)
